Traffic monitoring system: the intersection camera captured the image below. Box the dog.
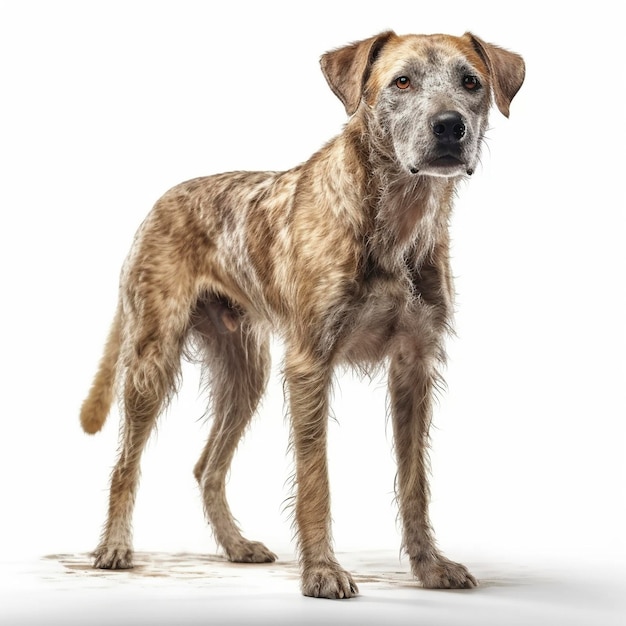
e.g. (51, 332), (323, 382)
(80, 30), (524, 599)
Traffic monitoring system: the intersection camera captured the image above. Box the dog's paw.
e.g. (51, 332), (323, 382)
(301, 562), (359, 599)
(92, 544), (134, 570)
(412, 554), (477, 589)
(225, 540), (277, 564)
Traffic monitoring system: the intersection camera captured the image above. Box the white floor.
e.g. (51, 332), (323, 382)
(2, 550), (624, 626)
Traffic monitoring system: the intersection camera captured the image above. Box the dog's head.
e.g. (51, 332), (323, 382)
(321, 32), (525, 178)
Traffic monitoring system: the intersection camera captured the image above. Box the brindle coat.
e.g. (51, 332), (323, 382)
(80, 31), (524, 599)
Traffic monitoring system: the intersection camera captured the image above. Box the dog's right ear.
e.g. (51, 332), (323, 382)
(320, 31), (395, 116)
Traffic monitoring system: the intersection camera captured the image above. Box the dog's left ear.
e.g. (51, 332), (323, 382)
(466, 34), (525, 118)
(320, 31), (395, 116)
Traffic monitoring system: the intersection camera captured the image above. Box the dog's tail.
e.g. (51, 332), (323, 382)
(80, 305), (122, 434)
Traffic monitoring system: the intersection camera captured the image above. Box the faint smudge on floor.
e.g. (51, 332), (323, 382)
(41, 550), (425, 591)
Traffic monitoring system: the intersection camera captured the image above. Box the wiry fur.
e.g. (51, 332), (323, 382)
(80, 31), (524, 599)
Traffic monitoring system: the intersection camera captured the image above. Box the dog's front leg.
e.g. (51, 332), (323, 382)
(389, 342), (477, 589)
(285, 345), (358, 599)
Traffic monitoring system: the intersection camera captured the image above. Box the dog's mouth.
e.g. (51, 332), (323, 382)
(429, 155), (464, 168)
(410, 153), (473, 177)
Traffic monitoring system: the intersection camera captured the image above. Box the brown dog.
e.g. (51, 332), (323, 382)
(80, 31), (524, 598)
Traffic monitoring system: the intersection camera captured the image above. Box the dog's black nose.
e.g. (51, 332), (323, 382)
(432, 111), (466, 143)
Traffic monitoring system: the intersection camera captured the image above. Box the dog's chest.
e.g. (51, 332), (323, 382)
(336, 260), (421, 364)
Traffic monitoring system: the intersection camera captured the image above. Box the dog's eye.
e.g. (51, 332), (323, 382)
(463, 75), (481, 91)
(395, 76), (411, 90)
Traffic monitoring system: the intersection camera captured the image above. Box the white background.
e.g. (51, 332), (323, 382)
(1, 1), (624, 623)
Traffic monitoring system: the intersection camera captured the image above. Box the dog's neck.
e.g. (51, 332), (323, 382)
(343, 116), (457, 270)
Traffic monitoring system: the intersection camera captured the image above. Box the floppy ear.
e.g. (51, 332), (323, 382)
(320, 31), (395, 116)
(466, 33), (525, 118)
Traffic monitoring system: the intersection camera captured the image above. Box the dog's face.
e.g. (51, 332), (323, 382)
(369, 36), (494, 177)
(321, 32), (525, 178)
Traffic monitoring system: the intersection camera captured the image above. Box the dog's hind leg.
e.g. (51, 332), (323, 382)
(93, 306), (188, 570)
(193, 320), (276, 563)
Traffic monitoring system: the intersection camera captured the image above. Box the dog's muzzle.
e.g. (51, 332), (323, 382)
(409, 110), (474, 176)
